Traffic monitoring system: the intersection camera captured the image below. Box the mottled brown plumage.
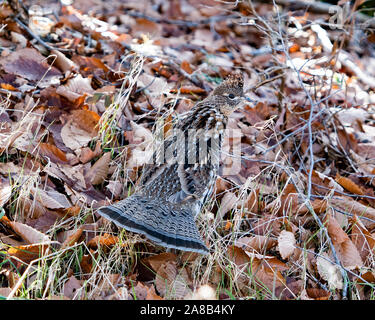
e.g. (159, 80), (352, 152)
(98, 74), (245, 254)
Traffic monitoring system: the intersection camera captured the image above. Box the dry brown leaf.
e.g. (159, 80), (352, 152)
(132, 18), (162, 37)
(60, 74), (94, 97)
(301, 288), (330, 300)
(335, 174), (364, 196)
(316, 253), (343, 290)
(330, 197), (375, 229)
(217, 192), (238, 220)
(278, 230), (296, 260)
(144, 252), (177, 273)
(251, 257), (286, 295)
(60, 110), (100, 150)
(180, 60), (193, 74)
(235, 235), (276, 253)
(88, 233), (119, 248)
(79, 141), (102, 164)
(63, 275), (83, 300)
(8, 243), (50, 263)
(86, 152), (111, 185)
(80, 254), (93, 274)
(146, 285), (164, 300)
(325, 213), (363, 269)
(31, 187), (71, 209)
(51, 49), (78, 73)
(226, 245), (251, 266)
(61, 120), (93, 150)
(350, 214), (375, 263)
(2, 217), (51, 244)
(0, 287), (11, 298)
(0, 48), (61, 87)
(61, 228), (83, 249)
(39, 142), (68, 163)
(155, 261), (191, 299)
(105, 180), (123, 198)
(0, 183), (12, 207)
(171, 86), (206, 94)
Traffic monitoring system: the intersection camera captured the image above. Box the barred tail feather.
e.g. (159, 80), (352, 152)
(97, 195), (209, 254)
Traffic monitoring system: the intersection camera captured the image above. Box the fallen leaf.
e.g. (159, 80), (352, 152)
(235, 235), (276, 253)
(61, 228), (83, 249)
(63, 275), (83, 299)
(301, 288), (330, 300)
(144, 252), (177, 273)
(154, 261), (191, 299)
(0, 183), (12, 207)
(31, 187), (71, 209)
(335, 173), (364, 196)
(39, 142), (68, 163)
(325, 213), (363, 269)
(277, 230), (296, 260)
(316, 253), (344, 290)
(0, 48), (61, 87)
(86, 152), (111, 185)
(8, 243), (50, 263)
(1, 216), (51, 244)
(88, 233), (119, 248)
(350, 214), (375, 263)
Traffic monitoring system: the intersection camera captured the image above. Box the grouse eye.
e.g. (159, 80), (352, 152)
(228, 93), (235, 99)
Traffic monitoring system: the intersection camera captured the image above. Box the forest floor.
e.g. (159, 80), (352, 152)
(0, 0), (375, 300)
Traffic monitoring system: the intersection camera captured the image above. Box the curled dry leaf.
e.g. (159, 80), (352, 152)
(0, 183), (12, 207)
(330, 196), (375, 229)
(51, 49), (78, 73)
(144, 252), (177, 273)
(300, 288), (330, 300)
(316, 253), (344, 290)
(155, 261), (191, 299)
(39, 142), (68, 164)
(1, 215), (51, 244)
(325, 213), (363, 269)
(278, 230), (296, 260)
(61, 110), (100, 150)
(216, 192), (238, 220)
(61, 227), (83, 250)
(86, 152), (111, 185)
(87, 233), (119, 249)
(335, 174), (364, 196)
(235, 235), (277, 253)
(31, 187), (71, 209)
(350, 214), (375, 263)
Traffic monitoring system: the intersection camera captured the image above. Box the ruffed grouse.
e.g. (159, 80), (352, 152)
(98, 74), (246, 254)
